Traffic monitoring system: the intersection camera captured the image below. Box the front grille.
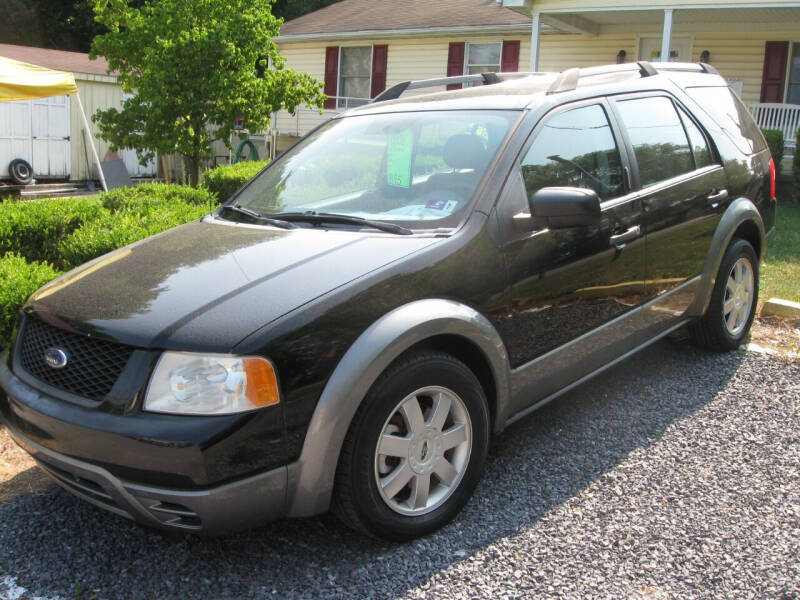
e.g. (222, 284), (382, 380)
(18, 317), (134, 401)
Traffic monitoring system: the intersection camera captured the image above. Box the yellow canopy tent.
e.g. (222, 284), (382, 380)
(0, 55), (108, 191)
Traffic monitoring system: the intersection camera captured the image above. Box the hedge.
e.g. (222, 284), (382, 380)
(762, 128), (784, 179)
(0, 184), (219, 349)
(58, 202), (212, 267)
(101, 182), (217, 214)
(202, 161), (268, 203)
(0, 197), (106, 268)
(0, 253), (60, 347)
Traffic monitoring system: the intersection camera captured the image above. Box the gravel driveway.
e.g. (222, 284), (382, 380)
(1, 340), (798, 600)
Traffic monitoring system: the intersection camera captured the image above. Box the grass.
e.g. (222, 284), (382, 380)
(761, 201), (800, 304)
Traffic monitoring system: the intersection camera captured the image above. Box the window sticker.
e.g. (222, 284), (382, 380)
(386, 129), (413, 188)
(424, 198), (459, 213)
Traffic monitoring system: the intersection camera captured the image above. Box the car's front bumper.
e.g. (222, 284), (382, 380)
(0, 352), (289, 535)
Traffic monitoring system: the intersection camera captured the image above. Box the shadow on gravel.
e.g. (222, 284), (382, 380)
(0, 339), (746, 600)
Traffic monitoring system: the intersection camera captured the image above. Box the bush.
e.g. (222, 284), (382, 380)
(101, 182), (217, 214)
(0, 197), (106, 267)
(202, 161), (268, 203)
(762, 128), (784, 178)
(58, 202), (212, 268)
(794, 128), (800, 201)
(0, 253), (60, 347)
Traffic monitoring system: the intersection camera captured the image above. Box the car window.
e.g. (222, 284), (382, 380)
(685, 86), (767, 155)
(520, 104), (625, 202)
(616, 96), (693, 188)
(231, 110), (517, 230)
(677, 105), (713, 169)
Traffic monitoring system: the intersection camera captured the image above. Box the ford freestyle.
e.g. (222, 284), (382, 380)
(0, 61), (775, 540)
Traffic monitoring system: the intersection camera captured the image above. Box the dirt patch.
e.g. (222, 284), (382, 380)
(749, 314), (800, 360)
(0, 425), (52, 504)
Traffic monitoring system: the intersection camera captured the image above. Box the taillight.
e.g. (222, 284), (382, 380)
(769, 157), (777, 201)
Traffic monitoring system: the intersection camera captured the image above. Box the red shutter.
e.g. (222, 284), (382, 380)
(370, 45), (388, 98)
(324, 46), (339, 109)
(760, 41), (789, 103)
(501, 41), (520, 72)
(447, 42), (466, 90)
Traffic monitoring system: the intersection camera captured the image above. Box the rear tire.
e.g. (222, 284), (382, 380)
(690, 238), (758, 351)
(332, 351), (490, 541)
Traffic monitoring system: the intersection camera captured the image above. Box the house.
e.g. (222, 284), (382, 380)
(273, 0), (800, 158)
(0, 43), (156, 184)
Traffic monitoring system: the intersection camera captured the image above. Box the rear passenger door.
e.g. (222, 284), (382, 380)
(610, 94), (727, 336)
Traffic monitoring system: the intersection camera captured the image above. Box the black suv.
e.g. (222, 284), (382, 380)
(0, 62), (776, 540)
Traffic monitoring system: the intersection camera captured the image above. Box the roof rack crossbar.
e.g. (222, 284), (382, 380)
(372, 71), (548, 103)
(547, 60), (659, 95)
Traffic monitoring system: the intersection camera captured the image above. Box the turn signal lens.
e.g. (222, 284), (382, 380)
(243, 357), (280, 407)
(144, 352), (279, 415)
(769, 157), (777, 201)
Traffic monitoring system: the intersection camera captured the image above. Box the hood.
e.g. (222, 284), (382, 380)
(26, 218), (440, 351)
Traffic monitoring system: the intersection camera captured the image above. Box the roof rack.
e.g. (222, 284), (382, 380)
(372, 60), (721, 103)
(373, 71), (547, 103)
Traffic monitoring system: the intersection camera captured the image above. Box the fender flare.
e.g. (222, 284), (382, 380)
(285, 299), (511, 517)
(687, 197), (765, 317)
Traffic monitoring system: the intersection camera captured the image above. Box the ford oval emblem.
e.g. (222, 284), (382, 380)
(44, 347), (69, 369)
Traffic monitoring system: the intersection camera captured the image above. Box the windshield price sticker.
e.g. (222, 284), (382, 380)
(386, 130), (413, 188)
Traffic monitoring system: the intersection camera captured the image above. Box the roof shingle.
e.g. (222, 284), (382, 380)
(281, 0), (531, 36)
(0, 44), (111, 77)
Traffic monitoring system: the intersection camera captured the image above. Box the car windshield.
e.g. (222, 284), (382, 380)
(230, 110), (519, 230)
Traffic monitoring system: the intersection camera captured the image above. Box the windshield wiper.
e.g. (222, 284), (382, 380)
(219, 204), (296, 229)
(272, 211), (413, 235)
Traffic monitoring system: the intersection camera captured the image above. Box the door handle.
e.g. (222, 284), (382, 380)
(707, 188), (728, 209)
(609, 224), (641, 249)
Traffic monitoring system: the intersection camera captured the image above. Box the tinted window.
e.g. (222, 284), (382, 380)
(521, 104), (624, 202)
(232, 110), (516, 230)
(677, 105), (712, 169)
(616, 96), (693, 187)
(685, 86), (767, 154)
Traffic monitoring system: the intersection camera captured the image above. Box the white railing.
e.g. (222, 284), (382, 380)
(747, 102), (800, 152)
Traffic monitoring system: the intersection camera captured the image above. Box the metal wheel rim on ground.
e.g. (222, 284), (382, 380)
(723, 256), (754, 337)
(374, 385), (472, 516)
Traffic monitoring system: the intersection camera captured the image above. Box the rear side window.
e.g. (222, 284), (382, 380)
(520, 104), (625, 201)
(616, 96), (693, 187)
(685, 86), (767, 155)
(677, 105), (713, 169)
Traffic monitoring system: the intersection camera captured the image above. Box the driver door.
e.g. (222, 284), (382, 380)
(493, 100), (647, 414)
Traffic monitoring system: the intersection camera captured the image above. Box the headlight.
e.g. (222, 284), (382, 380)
(143, 352), (279, 415)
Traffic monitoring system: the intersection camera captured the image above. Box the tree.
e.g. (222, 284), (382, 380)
(90, 0), (326, 186)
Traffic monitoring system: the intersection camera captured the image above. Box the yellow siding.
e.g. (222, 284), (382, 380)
(537, 33), (637, 72)
(274, 35), (531, 134)
(71, 77), (123, 181)
(691, 32), (799, 104)
(530, 0), (798, 11)
(275, 28), (800, 135)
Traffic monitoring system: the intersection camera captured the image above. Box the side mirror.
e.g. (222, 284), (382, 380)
(529, 187), (601, 229)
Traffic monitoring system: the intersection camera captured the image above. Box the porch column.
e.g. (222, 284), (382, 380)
(530, 11), (541, 71)
(660, 9), (674, 62)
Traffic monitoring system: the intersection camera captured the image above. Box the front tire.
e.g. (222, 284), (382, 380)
(332, 351), (490, 541)
(690, 238), (758, 351)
